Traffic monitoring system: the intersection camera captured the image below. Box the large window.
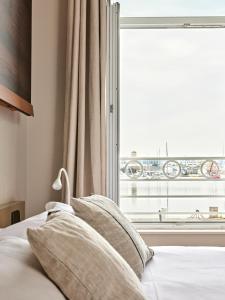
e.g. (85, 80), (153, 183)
(115, 8), (225, 226)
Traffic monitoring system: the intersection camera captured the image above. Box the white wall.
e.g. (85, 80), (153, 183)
(0, 108), (27, 205)
(141, 231), (225, 246)
(0, 0), (67, 216)
(26, 0), (68, 217)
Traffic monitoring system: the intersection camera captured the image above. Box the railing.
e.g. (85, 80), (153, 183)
(120, 156), (225, 223)
(120, 156), (225, 181)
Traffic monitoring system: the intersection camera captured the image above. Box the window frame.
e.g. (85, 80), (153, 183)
(107, 10), (225, 228)
(107, 2), (120, 204)
(120, 16), (225, 29)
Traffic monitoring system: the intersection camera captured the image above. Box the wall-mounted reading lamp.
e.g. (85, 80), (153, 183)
(52, 168), (71, 205)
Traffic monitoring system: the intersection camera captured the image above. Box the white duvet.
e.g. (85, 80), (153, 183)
(0, 212), (47, 239)
(142, 246), (225, 300)
(1, 213), (225, 300)
(0, 237), (66, 300)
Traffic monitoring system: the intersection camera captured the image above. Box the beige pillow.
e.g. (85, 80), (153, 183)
(0, 237), (65, 300)
(71, 195), (154, 278)
(27, 212), (147, 300)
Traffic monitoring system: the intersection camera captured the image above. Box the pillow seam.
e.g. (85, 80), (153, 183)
(79, 199), (145, 269)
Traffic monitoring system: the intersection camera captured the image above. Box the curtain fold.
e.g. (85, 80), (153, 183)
(63, 0), (107, 198)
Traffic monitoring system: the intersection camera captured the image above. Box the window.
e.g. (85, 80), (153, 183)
(108, 2), (225, 227)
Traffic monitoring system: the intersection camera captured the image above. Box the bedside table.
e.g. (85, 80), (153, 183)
(0, 201), (25, 228)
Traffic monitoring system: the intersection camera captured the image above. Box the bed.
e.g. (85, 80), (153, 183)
(1, 213), (225, 300)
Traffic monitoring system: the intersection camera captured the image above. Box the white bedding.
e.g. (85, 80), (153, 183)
(1, 213), (225, 300)
(142, 246), (225, 300)
(0, 237), (66, 300)
(0, 212), (47, 239)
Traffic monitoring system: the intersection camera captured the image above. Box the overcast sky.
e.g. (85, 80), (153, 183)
(119, 2), (225, 157)
(118, 0), (225, 17)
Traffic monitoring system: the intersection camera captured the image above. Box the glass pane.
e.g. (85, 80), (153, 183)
(120, 28), (225, 224)
(117, 0), (225, 17)
(120, 29), (225, 157)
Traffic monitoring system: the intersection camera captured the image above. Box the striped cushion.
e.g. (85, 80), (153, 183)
(27, 212), (147, 300)
(71, 195), (154, 278)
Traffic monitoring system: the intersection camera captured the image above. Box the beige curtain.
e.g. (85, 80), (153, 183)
(63, 0), (107, 198)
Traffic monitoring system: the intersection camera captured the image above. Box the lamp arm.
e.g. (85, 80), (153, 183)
(59, 168), (71, 205)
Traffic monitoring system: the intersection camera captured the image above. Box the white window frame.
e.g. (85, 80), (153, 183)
(120, 16), (225, 29)
(107, 11), (225, 223)
(107, 2), (120, 204)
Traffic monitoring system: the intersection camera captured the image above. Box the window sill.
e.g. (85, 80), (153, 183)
(134, 222), (225, 234)
(138, 229), (225, 234)
(135, 224), (225, 246)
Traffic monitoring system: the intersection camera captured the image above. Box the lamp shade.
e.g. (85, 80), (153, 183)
(52, 168), (71, 204)
(52, 178), (62, 190)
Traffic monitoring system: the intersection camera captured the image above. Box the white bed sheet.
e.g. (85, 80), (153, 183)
(142, 246), (225, 300)
(0, 212), (47, 239)
(1, 213), (225, 300)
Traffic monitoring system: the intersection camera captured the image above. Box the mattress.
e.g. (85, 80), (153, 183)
(1, 213), (225, 300)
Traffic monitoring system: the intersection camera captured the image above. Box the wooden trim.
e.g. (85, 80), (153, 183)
(0, 201), (25, 228)
(0, 84), (33, 116)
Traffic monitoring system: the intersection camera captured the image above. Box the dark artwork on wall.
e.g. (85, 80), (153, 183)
(0, 0), (33, 116)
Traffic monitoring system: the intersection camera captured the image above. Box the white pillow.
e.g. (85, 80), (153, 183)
(45, 201), (74, 215)
(0, 237), (65, 300)
(28, 212), (147, 300)
(71, 195), (154, 278)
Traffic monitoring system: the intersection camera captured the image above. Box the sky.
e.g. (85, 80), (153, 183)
(117, 0), (225, 17)
(118, 0), (225, 157)
(120, 28), (225, 157)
